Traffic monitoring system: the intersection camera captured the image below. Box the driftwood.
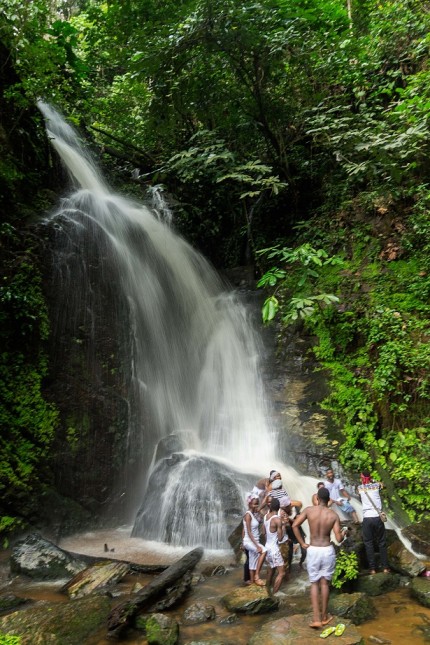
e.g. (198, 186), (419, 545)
(107, 546), (203, 638)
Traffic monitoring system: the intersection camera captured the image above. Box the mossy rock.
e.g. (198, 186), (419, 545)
(222, 584), (278, 615)
(354, 572), (400, 596)
(410, 577), (430, 608)
(135, 613), (179, 645)
(329, 591), (376, 624)
(0, 594), (111, 644)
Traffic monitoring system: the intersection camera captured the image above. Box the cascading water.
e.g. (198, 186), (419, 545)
(38, 103), (347, 551)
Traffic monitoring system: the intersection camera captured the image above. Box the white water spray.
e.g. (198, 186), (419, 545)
(39, 103), (419, 557)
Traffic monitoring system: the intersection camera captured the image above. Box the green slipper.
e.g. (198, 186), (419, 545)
(320, 626), (336, 638)
(335, 623), (346, 636)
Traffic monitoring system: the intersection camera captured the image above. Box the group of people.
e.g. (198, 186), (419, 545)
(242, 467), (389, 629)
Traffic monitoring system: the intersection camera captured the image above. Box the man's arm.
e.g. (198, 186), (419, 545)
(332, 514), (343, 543)
(275, 516), (284, 542)
(292, 509), (308, 549)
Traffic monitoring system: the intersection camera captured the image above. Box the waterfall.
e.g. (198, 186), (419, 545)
(39, 102), (322, 549)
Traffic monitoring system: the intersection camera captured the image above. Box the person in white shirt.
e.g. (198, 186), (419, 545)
(357, 470), (390, 574)
(324, 468), (359, 524)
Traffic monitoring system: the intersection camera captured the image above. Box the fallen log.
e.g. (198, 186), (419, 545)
(62, 561), (131, 598)
(107, 546), (203, 638)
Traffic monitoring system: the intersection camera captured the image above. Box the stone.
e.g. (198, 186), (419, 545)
(354, 572), (400, 596)
(248, 614), (363, 644)
(0, 594), (29, 612)
(387, 540), (426, 577)
(10, 533), (88, 580)
(410, 577), (430, 608)
(138, 613), (179, 645)
(182, 601), (216, 625)
(329, 591), (376, 624)
(219, 613), (238, 624)
(62, 561), (130, 598)
(0, 594), (110, 644)
(222, 584), (279, 615)
(402, 520), (430, 558)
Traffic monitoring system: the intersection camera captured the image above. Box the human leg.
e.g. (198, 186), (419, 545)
(374, 518), (389, 570)
(255, 549), (267, 584)
(309, 580), (322, 627)
(362, 518), (377, 571)
(272, 565), (285, 594)
(320, 577), (333, 624)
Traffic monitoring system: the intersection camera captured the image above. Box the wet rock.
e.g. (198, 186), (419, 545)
(368, 636), (391, 644)
(228, 522), (243, 563)
(182, 601), (216, 625)
(354, 572), (400, 596)
(222, 584), (279, 615)
(248, 614), (362, 644)
(136, 613), (179, 645)
(0, 593), (29, 612)
(62, 561), (130, 598)
(201, 564), (227, 577)
(387, 540), (426, 577)
(402, 520), (430, 558)
(329, 591), (376, 624)
(10, 533), (87, 580)
(219, 613), (238, 624)
(410, 577), (430, 608)
(0, 594), (110, 644)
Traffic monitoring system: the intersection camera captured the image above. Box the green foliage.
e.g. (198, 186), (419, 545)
(0, 634), (21, 645)
(257, 243), (342, 324)
(332, 550), (360, 589)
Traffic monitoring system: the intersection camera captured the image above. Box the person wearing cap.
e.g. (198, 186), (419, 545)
(292, 486), (344, 629)
(357, 470), (390, 574)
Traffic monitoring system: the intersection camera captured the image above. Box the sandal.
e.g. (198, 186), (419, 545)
(334, 623), (346, 636)
(254, 578), (265, 586)
(320, 626), (336, 638)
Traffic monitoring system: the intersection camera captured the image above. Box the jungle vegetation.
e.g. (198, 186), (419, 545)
(0, 0), (429, 536)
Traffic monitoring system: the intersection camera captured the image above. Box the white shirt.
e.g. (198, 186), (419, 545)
(357, 482), (382, 518)
(324, 477), (345, 502)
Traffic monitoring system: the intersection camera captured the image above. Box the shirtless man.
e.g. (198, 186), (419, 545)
(292, 486), (345, 629)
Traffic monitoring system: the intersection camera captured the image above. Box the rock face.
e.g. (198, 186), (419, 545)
(387, 540), (426, 577)
(329, 592), (376, 624)
(410, 578), (430, 608)
(10, 533), (87, 580)
(402, 520), (430, 558)
(222, 584), (279, 615)
(0, 595), (110, 644)
(248, 615), (363, 644)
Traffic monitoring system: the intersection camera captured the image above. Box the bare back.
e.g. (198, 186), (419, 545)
(293, 504), (342, 546)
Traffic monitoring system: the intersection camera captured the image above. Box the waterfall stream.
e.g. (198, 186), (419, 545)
(39, 103), (348, 550)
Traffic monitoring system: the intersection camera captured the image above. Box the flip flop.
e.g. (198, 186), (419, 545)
(334, 623), (346, 636)
(320, 626), (336, 639)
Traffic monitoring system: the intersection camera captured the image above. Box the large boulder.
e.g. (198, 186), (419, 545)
(410, 577), (430, 608)
(248, 614), (362, 644)
(402, 520), (430, 558)
(0, 595), (110, 644)
(354, 571), (400, 596)
(10, 533), (87, 580)
(329, 591), (376, 624)
(387, 540), (426, 577)
(222, 584), (278, 615)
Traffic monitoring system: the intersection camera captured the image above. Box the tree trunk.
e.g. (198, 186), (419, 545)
(107, 546), (203, 638)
